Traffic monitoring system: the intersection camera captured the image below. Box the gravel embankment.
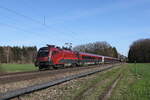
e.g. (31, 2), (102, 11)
(0, 65), (114, 93)
(19, 71), (99, 100)
(19, 64), (122, 100)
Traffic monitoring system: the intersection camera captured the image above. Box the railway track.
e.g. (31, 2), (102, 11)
(0, 64), (111, 84)
(0, 64), (121, 100)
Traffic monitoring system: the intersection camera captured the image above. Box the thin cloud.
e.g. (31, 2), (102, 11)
(49, 0), (150, 25)
(139, 32), (150, 35)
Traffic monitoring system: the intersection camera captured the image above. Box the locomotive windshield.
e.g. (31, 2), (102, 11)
(37, 47), (49, 57)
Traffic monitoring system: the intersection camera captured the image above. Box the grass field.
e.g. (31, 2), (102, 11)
(47, 63), (150, 100)
(110, 63), (150, 100)
(0, 64), (38, 72)
(56, 64), (125, 100)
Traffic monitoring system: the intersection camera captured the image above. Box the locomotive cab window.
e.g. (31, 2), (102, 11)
(37, 51), (49, 57)
(52, 51), (59, 55)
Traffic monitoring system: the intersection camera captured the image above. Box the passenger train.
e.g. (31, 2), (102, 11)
(35, 45), (120, 70)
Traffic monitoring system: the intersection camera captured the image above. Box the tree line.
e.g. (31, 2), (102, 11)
(0, 41), (120, 64)
(73, 41), (118, 58)
(128, 38), (150, 63)
(0, 46), (37, 64)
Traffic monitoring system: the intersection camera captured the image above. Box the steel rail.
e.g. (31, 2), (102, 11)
(0, 64), (120, 100)
(0, 64), (107, 84)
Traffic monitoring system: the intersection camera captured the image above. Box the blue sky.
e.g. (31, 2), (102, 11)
(0, 0), (150, 56)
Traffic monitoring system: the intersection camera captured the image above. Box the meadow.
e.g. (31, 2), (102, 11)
(46, 63), (150, 100)
(110, 63), (150, 100)
(0, 64), (38, 72)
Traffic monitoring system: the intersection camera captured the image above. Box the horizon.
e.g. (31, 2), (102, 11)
(0, 0), (150, 56)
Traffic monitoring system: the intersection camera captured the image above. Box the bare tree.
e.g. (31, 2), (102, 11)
(73, 41), (118, 58)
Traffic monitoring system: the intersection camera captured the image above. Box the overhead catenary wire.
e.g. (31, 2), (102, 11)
(0, 21), (43, 38)
(0, 5), (45, 26)
(0, 5), (81, 42)
(0, 21), (60, 47)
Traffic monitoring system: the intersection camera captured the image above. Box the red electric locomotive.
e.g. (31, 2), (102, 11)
(35, 45), (119, 70)
(35, 45), (80, 69)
